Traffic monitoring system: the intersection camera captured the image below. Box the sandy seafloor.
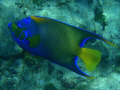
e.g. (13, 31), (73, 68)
(0, 0), (120, 90)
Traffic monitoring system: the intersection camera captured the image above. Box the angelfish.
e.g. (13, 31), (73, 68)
(8, 16), (117, 79)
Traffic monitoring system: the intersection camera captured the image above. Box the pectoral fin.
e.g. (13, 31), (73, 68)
(26, 34), (41, 48)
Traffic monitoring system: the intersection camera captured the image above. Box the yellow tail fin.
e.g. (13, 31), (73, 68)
(78, 48), (102, 72)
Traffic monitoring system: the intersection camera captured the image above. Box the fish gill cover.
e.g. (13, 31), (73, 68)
(0, 0), (120, 90)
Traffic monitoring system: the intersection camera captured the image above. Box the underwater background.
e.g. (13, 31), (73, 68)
(0, 0), (120, 90)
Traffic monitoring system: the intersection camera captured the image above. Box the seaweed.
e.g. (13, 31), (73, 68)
(94, 6), (107, 30)
(15, 2), (24, 8)
(44, 83), (57, 90)
(23, 54), (42, 71)
(88, 0), (93, 3)
(61, 78), (76, 89)
(32, 0), (44, 6)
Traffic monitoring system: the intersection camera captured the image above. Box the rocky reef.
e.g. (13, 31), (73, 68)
(0, 0), (120, 90)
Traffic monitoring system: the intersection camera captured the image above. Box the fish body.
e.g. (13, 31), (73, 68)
(8, 16), (117, 79)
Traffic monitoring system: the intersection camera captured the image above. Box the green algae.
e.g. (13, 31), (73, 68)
(61, 78), (76, 89)
(94, 6), (107, 30)
(23, 53), (43, 71)
(88, 0), (93, 3)
(32, 0), (44, 6)
(44, 83), (57, 90)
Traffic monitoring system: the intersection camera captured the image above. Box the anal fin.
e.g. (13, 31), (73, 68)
(53, 57), (94, 79)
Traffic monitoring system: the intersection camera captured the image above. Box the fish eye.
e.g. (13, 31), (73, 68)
(23, 39), (30, 46)
(17, 24), (22, 29)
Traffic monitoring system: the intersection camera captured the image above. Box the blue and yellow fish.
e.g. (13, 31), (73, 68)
(8, 16), (117, 79)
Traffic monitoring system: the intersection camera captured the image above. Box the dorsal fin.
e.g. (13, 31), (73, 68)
(30, 16), (48, 23)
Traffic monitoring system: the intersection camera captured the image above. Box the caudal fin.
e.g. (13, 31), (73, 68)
(78, 48), (102, 72)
